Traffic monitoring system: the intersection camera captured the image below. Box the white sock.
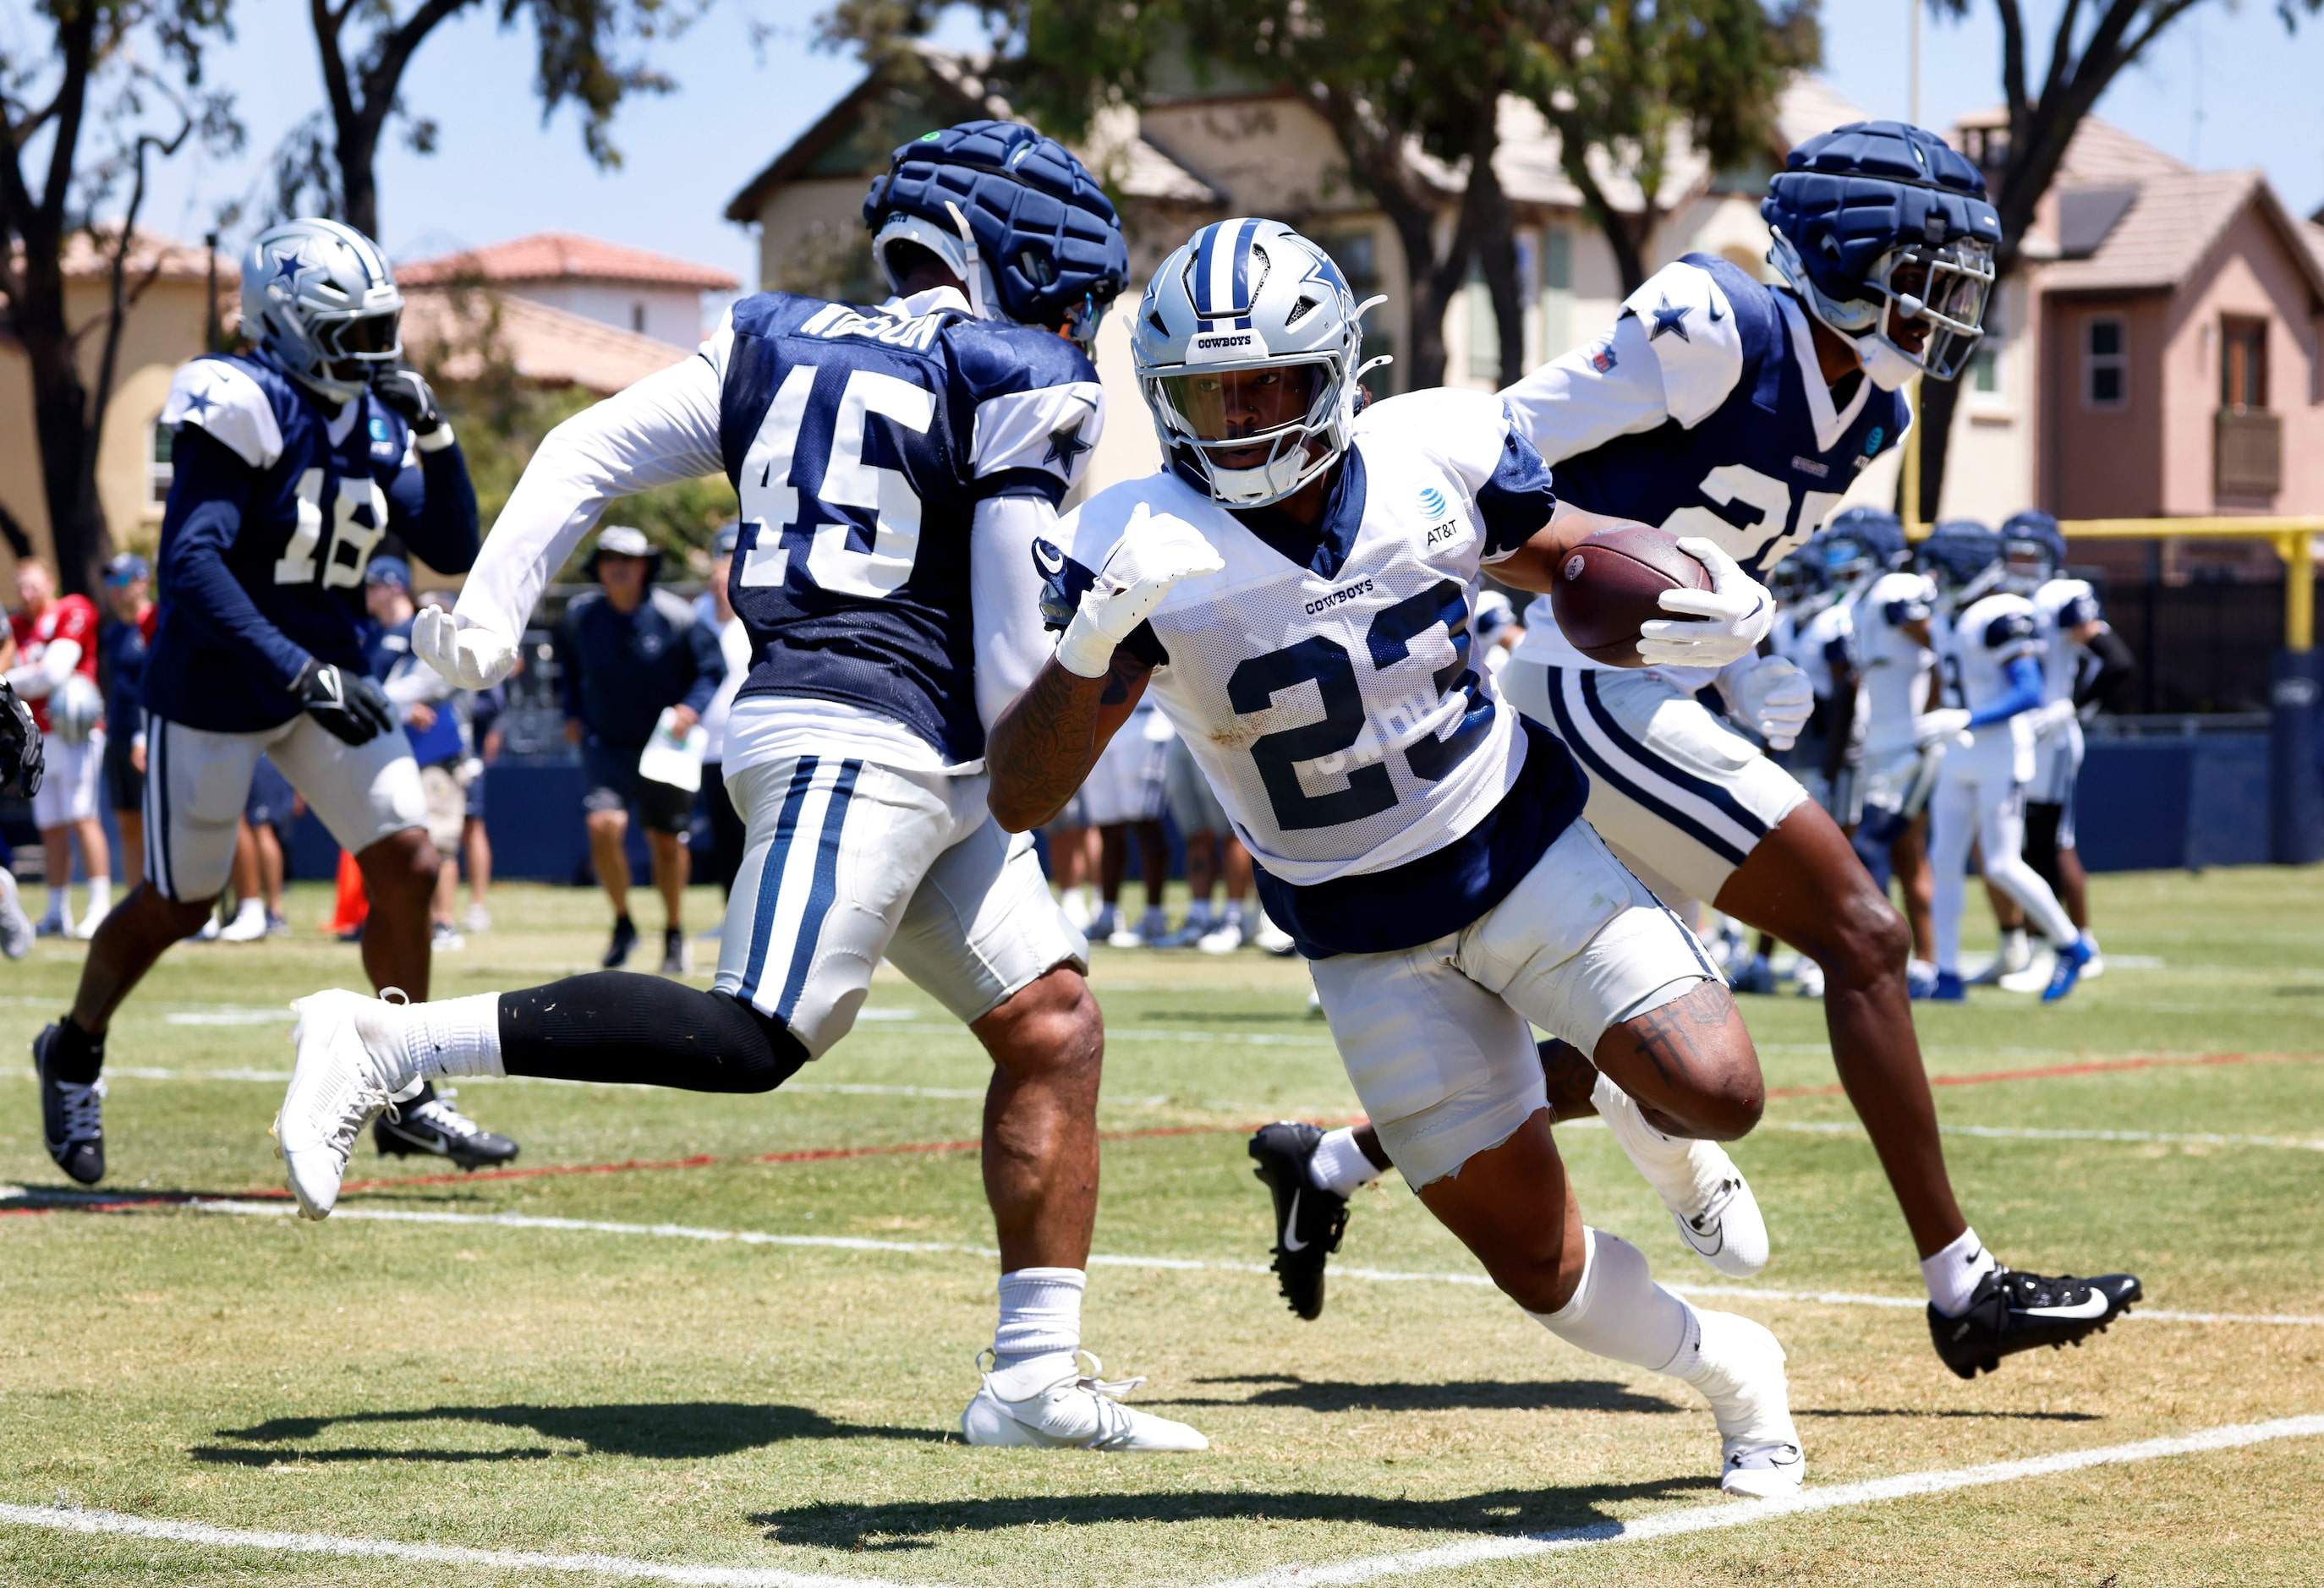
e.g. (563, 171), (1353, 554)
(1921, 1225), (1998, 1317)
(1220, 902), (1243, 930)
(1307, 1126), (1384, 1196)
(1999, 926), (2027, 957)
(399, 991), (506, 1079)
(1528, 1228), (1700, 1377)
(1183, 899), (1213, 932)
(994, 1267), (1084, 1371)
(85, 878), (111, 917)
(43, 885), (69, 927)
(228, 896), (264, 928)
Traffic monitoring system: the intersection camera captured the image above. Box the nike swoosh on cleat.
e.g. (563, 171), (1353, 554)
(2016, 1295), (2111, 1321)
(1280, 1189), (1307, 1252)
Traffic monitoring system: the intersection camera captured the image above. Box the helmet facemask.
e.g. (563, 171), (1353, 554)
(1999, 534), (2058, 595)
(1773, 226), (1994, 390)
(1145, 357), (1347, 508)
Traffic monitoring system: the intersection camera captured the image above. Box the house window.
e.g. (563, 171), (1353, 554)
(148, 421), (174, 506)
(1969, 289), (2004, 395)
(1539, 227), (1572, 361)
(2085, 317), (2127, 408)
(1466, 260), (1500, 384)
(631, 301), (647, 334)
(2220, 316), (2267, 411)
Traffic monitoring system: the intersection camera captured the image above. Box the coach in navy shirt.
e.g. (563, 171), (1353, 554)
(555, 524), (722, 972)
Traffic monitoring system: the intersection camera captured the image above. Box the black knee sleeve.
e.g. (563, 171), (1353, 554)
(2023, 802), (2064, 901)
(499, 973), (808, 1093)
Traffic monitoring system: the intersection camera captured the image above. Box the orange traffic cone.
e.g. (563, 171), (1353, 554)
(326, 849), (369, 939)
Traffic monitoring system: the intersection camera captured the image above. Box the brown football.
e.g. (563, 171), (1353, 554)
(1548, 525), (1714, 667)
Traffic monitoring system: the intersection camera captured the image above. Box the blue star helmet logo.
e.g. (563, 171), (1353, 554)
(1417, 486), (1448, 518)
(1296, 241), (1351, 300)
(1647, 293), (1694, 342)
(1042, 418), (1092, 471)
(269, 248), (310, 295)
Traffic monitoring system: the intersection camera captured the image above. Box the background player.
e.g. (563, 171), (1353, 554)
(7, 556), (109, 937)
(98, 554), (158, 895)
(273, 121), (1208, 1454)
(1849, 518), (1943, 990)
(30, 217), (513, 1187)
(1276, 122), (2138, 1380)
(1918, 525), (2097, 1001)
(991, 218), (1805, 1497)
(0, 678), (40, 956)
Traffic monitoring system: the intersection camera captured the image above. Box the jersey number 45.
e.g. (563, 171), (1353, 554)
(735, 364), (930, 600)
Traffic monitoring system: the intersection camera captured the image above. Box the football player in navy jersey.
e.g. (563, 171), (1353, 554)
(989, 217), (1806, 1497)
(273, 122), (1209, 1453)
(29, 218), (515, 1188)
(1269, 123), (2141, 1381)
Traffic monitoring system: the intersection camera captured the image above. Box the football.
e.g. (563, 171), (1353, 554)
(1548, 524), (1715, 666)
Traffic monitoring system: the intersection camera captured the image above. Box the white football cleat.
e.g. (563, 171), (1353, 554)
(961, 1352), (1209, 1452)
(218, 901), (268, 943)
(1683, 1309), (1804, 1499)
(273, 988), (422, 1220)
(1197, 918), (1245, 955)
(1252, 912), (1296, 956)
(1592, 1076), (1768, 1279)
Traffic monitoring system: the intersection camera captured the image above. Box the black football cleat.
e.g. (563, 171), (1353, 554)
(602, 913), (639, 969)
(373, 1087), (520, 1171)
(33, 1023), (107, 1186)
(1248, 1122), (1350, 1322)
(1928, 1268), (2144, 1380)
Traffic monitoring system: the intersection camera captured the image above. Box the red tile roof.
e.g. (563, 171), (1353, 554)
(400, 287), (692, 396)
(397, 232), (737, 291)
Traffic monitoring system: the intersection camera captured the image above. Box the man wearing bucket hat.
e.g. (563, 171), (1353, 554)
(556, 523), (726, 973)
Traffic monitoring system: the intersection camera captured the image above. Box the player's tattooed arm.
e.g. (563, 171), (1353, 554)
(986, 649), (1154, 832)
(1489, 501), (1656, 593)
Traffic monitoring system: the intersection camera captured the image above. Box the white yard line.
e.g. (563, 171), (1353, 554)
(1199, 1416), (2324, 1588)
(5, 1416), (2320, 1587)
(101, 1200), (2313, 1328)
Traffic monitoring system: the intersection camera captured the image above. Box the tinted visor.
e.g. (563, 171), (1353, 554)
(327, 309), (403, 359)
(1158, 364), (1320, 444)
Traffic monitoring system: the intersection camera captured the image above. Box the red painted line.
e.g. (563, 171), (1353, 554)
(1765, 1050), (2316, 1100)
(7, 1053), (2310, 1216)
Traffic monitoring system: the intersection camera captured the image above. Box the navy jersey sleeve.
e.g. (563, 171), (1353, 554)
(157, 426), (314, 690)
(949, 322), (1107, 507)
(382, 429), (481, 576)
(1475, 419), (1559, 561)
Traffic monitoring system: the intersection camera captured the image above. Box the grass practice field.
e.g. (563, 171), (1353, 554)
(3, 867), (2321, 1585)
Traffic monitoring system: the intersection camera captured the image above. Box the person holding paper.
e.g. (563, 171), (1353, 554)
(554, 524), (725, 973)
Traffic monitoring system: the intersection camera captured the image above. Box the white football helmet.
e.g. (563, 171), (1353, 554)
(240, 218), (404, 405)
(1131, 218), (1385, 508)
(51, 673), (102, 747)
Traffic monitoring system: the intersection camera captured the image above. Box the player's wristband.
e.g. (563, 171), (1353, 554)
(414, 423), (457, 453)
(1055, 611), (1118, 679)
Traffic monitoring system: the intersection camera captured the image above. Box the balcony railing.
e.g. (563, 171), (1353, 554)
(2216, 408), (2282, 498)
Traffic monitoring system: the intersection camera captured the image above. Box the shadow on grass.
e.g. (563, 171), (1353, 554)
(1150, 1375), (1682, 1415)
(751, 1473), (1719, 1552)
(1796, 1406), (2100, 1421)
(193, 1402), (943, 1465)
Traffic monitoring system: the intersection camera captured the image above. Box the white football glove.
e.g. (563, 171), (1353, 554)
(2025, 698), (2078, 738)
(1636, 537), (1777, 669)
(1055, 502), (1225, 678)
(1913, 707), (1973, 749)
(1718, 654), (1815, 752)
(413, 606), (521, 691)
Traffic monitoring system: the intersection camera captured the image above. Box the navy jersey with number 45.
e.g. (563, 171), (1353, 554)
(714, 290), (1104, 764)
(146, 350), (479, 732)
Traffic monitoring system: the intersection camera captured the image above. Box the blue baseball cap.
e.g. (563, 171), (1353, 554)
(364, 555), (412, 589)
(103, 552), (151, 584)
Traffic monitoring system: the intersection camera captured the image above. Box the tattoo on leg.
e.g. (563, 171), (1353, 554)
(1626, 982), (1734, 1092)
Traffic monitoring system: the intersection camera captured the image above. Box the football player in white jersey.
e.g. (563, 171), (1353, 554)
(1917, 525), (2097, 1002)
(1278, 123), (2140, 1378)
(2006, 512), (2135, 979)
(989, 219), (1805, 1497)
(1850, 528), (1943, 984)
(271, 122), (1209, 1454)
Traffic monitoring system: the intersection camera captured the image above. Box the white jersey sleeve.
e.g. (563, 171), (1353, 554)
(1614, 260), (1749, 426)
(1497, 310), (1670, 467)
(970, 493), (1070, 734)
(161, 358), (284, 469)
(454, 323), (725, 642)
(967, 381), (1105, 496)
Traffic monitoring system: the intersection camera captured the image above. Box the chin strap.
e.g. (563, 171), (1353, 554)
(942, 200), (988, 321)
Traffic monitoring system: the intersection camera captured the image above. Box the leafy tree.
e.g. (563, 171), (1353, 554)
(0, 0), (239, 594)
(1517, 0), (1819, 297)
(1915, 0), (2321, 518)
(273, 0), (700, 239)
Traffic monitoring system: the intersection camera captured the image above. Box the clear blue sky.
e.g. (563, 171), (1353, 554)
(129, 0), (2324, 291)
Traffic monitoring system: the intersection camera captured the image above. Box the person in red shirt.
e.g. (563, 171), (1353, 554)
(7, 557), (111, 935)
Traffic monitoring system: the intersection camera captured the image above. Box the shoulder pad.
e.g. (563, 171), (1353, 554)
(1982, 609), (2038, 649)
(1355, 386), (1508, 476)
(161, 355), (284, 468)
(1620, 259), (1747, 427)
(948, 317), (1099, 401)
